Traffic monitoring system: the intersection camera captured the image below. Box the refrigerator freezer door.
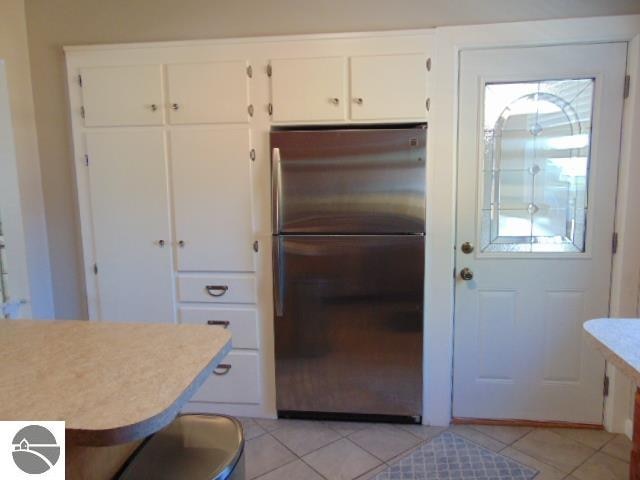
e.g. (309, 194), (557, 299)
(270, 127), (426, 234)
(274, 235), (424, 417)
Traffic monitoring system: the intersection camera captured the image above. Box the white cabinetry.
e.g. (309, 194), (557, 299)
(190, 351), (261, 404)
(86, 130), (174, 323)
(80, 65), (163, 126)
(350, 54), (428, 120)
(270, 57), (346, 122)
(167, 61), (250, 124)
(170, 127), (255, 272)
(269, 53), (428, 123)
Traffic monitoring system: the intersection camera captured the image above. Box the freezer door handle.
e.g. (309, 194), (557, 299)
(271, 147), (281, 234)
(272, 236), (284, 317)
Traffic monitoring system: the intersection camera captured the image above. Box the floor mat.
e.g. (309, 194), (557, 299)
(374, 431), (538, 480)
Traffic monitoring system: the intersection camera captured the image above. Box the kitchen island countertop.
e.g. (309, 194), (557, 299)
(0, 319), (231, 446)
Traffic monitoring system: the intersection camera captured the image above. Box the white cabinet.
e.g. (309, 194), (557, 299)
(86, 130), (174, 323)
(170, 127), (255, 272)
(179, 306), (258, 349)
(80, 65), (163, 126)
(269, 53), (428, 122)
(350, 54), (427, 120)
(167, 61), (250, 124)
(270, 57), (346, 122)
(191, 351), (261, 404)
(177, 274), (257, 304)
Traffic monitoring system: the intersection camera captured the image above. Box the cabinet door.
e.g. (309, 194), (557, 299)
(350, 54), (427, 120)
(167, 61), (249, 124)
(191, 351), (260, 404)
(86, 130), (174, 323)
(270, 57), (346, 122)
(80, 65), (163, 126)
(170, 127), (255, 271)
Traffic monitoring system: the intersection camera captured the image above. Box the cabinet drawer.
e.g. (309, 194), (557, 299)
(192, 351), (260, 404)
(179, 306), (258, 349)
(177, 274), (256, 304)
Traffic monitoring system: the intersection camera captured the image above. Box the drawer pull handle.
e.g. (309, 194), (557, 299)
(205, 285), (228, 297)
(207, 320), (230, 328)
(214, 363), (232, 376)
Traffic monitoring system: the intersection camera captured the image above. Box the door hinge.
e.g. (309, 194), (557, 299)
(426, 98), (431, 111)
(84, 154), (89, 166)
(268, 103), (273, 115)
(247, 104), (254, 117)
(93, 263), (98, 275)
(266, 64), (272, 77)
(603, 375), (610, 396)
(80, 106), (86, 119)
(624, 75), (630, 99)
(612, 232), (618, 254)
(426, 58), (432, 72)
(246, 65), (253, 78)
(253, 240), (259, 252)
(453, 267), (456, 279)
(78, 74), (83, 86)
(249, 149), (256, 161)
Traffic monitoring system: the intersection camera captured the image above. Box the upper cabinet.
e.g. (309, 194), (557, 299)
(270, 57), (346, 122)
(350, 54), (428, 120)
(166, 61), (250, 124)
(269, 53), (428, 123)
(80, 65), (163, 127)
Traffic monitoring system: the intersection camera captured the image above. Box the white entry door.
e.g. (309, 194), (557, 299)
(453, 43), (627, 424)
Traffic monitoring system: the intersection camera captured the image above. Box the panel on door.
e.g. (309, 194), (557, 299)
(350, 54), (427, 120)
(270, 57), (346, 122)
(80, 65), (163, 127)
(453, 43), (627, 424)
(167, 61), (249, 124)
(86, 130), (174, 323)
(170, 127), (254, 271)
(179, 306), (258, 349)
(191, 351), (260, 404)
(274, 235), (423, 416)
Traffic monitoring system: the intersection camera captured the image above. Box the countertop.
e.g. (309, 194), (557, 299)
(0, 319), (231, 446)
(584, 318), (640, 386)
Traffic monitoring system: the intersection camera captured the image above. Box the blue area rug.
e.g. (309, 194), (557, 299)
(374, 432), (538, 479)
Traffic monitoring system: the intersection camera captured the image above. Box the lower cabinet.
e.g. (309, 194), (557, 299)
(177, 274), (257, 304)
(191, 350), (261, 404)
(179, 306), (258, 349)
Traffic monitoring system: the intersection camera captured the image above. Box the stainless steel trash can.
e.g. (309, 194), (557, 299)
(118, 414), (245, 480)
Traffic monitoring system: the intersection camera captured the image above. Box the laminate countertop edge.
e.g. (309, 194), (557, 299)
(67, 340), (233, 446)
(584, 318), (640, 387)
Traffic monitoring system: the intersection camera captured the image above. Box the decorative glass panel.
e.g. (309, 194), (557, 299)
(481, 79), (594, 253)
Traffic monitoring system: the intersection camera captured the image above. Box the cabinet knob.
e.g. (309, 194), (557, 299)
(354, 97), (363, 105)
(149, 104), (158, 111)
(330, 97), (340, 105)
(170, 103), (180, 110)
(178, 240), (185, 248)
(156, 239), (165, 247)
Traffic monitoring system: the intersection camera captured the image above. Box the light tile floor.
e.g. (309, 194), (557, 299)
(239, 418), (632, 480)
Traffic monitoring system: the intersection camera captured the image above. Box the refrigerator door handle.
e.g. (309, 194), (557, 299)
(272, 236), (284, 317)
(271, 147), (281, 234)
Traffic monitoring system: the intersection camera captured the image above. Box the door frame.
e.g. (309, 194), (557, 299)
(425, 15), (640, 432)
(0, 61), (32, 318)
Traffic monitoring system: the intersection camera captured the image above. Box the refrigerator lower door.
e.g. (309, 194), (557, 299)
(274, 235), (424, 418)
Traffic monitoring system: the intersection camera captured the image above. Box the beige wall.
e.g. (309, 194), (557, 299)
(24, 0), (640, 318)
(0, 0), (53, 318)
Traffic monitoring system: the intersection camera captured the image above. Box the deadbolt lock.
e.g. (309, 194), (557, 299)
(461, 242), (474, 254)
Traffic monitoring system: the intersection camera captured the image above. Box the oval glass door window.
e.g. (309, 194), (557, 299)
(481, 79), (594, 253)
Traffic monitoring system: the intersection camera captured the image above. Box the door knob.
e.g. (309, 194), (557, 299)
(460, 268), (473, 281)
(461, 242), (474, 254)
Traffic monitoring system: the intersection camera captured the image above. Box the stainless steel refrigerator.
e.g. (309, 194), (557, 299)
(271, 125), (425, 422)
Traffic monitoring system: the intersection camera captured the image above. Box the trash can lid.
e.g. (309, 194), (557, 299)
(119, 415), (244, 480)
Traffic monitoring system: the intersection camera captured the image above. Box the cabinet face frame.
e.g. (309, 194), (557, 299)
(65, 29), (433, 418)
